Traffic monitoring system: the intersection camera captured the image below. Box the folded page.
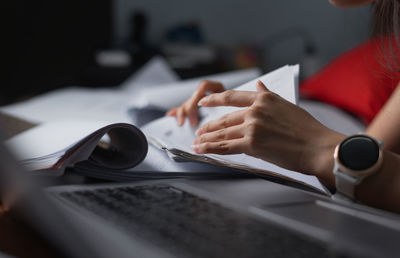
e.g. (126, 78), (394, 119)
(6, 121), (148, 175)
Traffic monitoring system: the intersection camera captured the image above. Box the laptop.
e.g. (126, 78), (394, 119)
(1, 140), (400, 258)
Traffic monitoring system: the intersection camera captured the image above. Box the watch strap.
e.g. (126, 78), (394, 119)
(334, 172), (361, 200)
(333, 162), (362, 200)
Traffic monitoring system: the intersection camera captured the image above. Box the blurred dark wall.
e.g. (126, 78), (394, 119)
(3, 0), (112, 105)
(114, 0), (371, 72)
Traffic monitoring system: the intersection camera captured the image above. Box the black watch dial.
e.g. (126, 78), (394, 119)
(338, 135), (380, 171)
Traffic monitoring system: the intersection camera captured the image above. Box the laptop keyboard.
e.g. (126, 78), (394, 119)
(58, 184), (346, 258)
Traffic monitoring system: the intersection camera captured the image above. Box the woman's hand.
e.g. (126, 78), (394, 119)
(167, 81), (225, 126)
(192, 81), (345, 187)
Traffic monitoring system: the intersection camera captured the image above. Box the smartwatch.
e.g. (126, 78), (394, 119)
(333, 134), (383, 201)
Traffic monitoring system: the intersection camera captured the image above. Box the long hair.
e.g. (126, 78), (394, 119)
(372, 0), (400, 70)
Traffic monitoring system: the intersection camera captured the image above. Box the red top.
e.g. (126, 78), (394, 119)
(300, 37), (400, 124)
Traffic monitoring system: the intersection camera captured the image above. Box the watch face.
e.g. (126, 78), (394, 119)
(338, 135), (380, 171)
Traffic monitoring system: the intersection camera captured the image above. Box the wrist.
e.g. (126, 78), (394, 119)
(309, 130), (346, 190)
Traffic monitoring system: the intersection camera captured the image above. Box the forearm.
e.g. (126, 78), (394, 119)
(366, 83), (400, 154)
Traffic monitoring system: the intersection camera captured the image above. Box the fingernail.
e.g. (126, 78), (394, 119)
(192, 138), (199, 145)
(198, 96), (209, 106)
(195, 128), (203, 136)
(191, 144), (201, 153)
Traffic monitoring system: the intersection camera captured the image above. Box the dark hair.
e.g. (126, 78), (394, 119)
(372, 0), (400, 70)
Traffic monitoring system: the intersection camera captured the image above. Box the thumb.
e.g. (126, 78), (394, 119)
(256, 80), (269, 92)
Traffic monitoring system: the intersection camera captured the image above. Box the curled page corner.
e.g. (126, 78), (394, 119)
(6, 121), (148, 176)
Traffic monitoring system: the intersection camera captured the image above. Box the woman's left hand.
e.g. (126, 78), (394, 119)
(192, 81), (345, 187)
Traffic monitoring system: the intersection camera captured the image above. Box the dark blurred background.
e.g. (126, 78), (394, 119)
(2, 0), (371, 106)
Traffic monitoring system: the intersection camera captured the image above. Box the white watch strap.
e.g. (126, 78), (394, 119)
(333, 161), (364, 201)
(335, 172), (361, 200)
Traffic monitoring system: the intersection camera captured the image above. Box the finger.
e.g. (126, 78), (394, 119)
(183, 81), (224, 127)
(176, 107), (185, 126)
(193, 81), (225, 100)
(186, 99), (201, 127)
(256, 80), (270, 92)
(192, 138), (246, 155)
(196, 109), (246, 135)
(187, 107), (199, 127)
(166, 107), (178, 116)
(190, 81), (225, 108)
(199, 90), (258, 107)
(193, 125), (244, 144)
(183, 100), (200, 127)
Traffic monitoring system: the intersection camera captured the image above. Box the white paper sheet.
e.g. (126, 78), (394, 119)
(119, 56), (180, 92)
(1, 88), (134, 124)
(0, 56), (179, 124)
(5, 120), (110, 160)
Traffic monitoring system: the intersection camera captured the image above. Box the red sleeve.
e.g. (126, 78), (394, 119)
(300, 37), (400, 124)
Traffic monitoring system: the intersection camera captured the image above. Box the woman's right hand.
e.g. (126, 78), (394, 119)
(166, 81), (225, 126)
